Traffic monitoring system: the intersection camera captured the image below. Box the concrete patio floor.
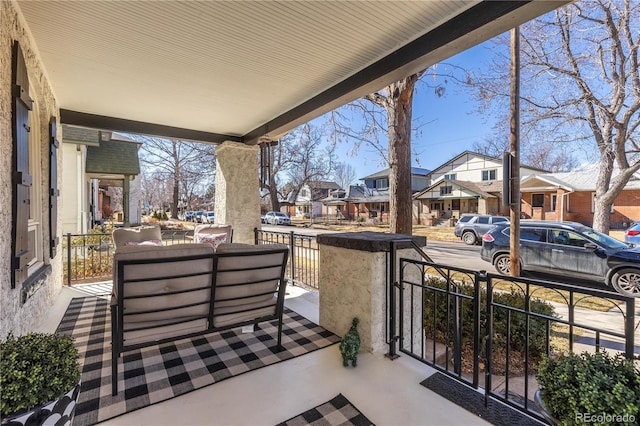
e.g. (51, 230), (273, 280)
(37, 284), (492, 426)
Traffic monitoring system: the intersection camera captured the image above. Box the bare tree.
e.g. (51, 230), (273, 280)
(328, 72), (436, 234)
(333, 162), (357, 190)
(137, 136), (215, 219)
(284, 124), (336, 197)
(261, 123), (335, 211)
(471, 0), (640, 232)
(471, 131), (578, 172)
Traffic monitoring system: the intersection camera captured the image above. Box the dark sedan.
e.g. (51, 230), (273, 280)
(480, 221), (640, 297)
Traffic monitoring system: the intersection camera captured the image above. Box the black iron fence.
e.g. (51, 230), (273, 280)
(63, 230), (194, 285)
(389, 240), (637, 422)
(254, 228), (319, 289)
(64, 228), (319, 287)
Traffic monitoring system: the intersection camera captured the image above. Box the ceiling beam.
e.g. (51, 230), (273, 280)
(60, 109), (243, 144)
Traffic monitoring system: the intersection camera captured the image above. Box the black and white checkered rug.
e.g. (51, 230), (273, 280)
(57, 297), (340, 426)
(277, 394), (375, 426)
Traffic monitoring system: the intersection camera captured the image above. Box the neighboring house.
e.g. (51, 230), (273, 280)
(413, 151), (546, 223)
(282, 181), (341, 218)
(520, 168), (640, 228)
(331, 167), (431, 223)
(61, 125), (142, 233)
(319, 185), (366, 220)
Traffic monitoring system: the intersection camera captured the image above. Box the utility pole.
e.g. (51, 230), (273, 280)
(509, 27), (521, 276)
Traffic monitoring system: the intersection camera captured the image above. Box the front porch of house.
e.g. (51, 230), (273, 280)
(38, 284), (490, 426)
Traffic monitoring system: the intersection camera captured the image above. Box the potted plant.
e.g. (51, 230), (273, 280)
(1, 333), (81, 425)
(535, 350), (640, 425)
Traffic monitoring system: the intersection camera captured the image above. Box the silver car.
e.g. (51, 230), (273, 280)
(264, 211), (291, 225)
(454, 214), (509, 245)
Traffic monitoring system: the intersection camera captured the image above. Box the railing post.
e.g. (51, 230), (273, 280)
(289, 231), (296, 285)
(625, 298), (635, 360)
(254, 227), (259, 245)
(386, 241), (399, 359)
(483, 271), (493, 407)
(66, 233), (72, 286)
(473, 270), (486, 388)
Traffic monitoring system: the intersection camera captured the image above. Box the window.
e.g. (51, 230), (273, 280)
(551, 194), (557, 212)
(521, 228), (547, 242)
(492, 217), (508, 224)
(481, 169), (497, 181)
(444, 173), (456, 180)
(591, 193), (614, 213)
(10, 42), (58, 289)
(300, 189), (309, 197)
(27, 99), (44, 275)
(476, 216), (489, 224)
(550, 230), (587, 247)
(375, 178), (389, 189)
(532, 194), (544, 208)
(440, 186), (452, 196)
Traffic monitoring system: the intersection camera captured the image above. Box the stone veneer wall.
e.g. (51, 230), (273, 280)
(214, 142), (261, 244)
(1, 1), (63, 338)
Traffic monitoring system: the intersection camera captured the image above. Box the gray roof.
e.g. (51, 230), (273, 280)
(62, 124), (100, 146)
(361, 167), (431, 180)
(86, 139), (141, 176)
(523, 167), (640, 191)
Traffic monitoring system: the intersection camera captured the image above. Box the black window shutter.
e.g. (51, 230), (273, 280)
(49, 117), (60, 259)
(11, 41), (33, 288)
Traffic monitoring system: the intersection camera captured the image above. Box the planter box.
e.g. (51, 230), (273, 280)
(1, 382), (81, 426)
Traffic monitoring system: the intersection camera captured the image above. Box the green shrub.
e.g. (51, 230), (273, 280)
(0, 333), (80, 417)
(152, 210), (168, 220)
(423, 276), (557, 363)
(537, 351), (640, 425)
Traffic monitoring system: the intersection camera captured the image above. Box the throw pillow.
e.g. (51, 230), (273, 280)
(124, 239), (163, 247)
(196, 232), (227, 250)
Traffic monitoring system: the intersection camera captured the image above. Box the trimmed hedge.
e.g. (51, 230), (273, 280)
(0, 333), (80, 417)
(423, 276), (557, 362)
(537, 351), (640, 425)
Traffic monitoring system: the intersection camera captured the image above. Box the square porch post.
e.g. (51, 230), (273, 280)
(214, 141), (260, 243)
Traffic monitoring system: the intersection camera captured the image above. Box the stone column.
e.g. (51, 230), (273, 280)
(214, 142), (260, 244)
(317, 232), (426, 355)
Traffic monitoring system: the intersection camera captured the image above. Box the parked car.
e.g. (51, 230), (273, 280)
(202, 211), (215, 223)
(183, 211), (195, 222)
(264, 211), (291, 225)
(454, 214), (509, 245)
(480, 221), (640, 297)
(261, 214), (267, 224)
(194, 211), (204, 223)
(625, 222), (640, 247)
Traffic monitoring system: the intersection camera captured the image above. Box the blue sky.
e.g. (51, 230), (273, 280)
(327, 41), (500, 181)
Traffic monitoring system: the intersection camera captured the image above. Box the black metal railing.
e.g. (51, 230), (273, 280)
(63, 230), (194, 285)
(388, 241), (637, 422)
(254, 229), (319, 289)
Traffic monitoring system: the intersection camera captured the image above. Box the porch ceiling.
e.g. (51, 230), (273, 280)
(16, 1), (568, 144)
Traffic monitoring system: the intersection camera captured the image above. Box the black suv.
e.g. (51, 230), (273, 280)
(480, 221), (640, 297)
(454, 214), (509, 245)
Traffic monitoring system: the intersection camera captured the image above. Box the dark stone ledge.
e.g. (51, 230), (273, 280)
(316, 231), (426, 253)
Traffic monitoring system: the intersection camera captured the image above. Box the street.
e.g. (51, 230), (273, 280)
(261, 224), (620, 287)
